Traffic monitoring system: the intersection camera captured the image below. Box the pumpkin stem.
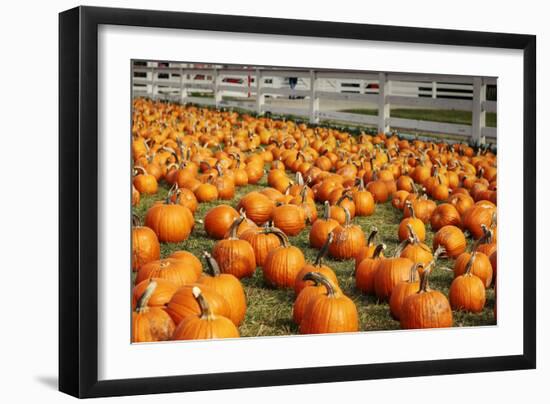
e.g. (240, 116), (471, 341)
(192, 286), (214, 320)
(366, 227), (379, 246)
(315, 232), (334, 267)
(302, 272), (337, 297)
(203, 251), (221, 277)
(464, 252), (476, 276)
(373, 243), (386, 259)
(406, 223), (420, 244)
(322, 201), (331, 221)
(228, 216), (245, 239)
(409, 263), (422, 283)
(405, 200), (416, 219)
(215, 162), (224, 176)
(336, 192), (352, 207)
(266, 227), (291, 248)
(136, 281), (157, 313)
(132, 213), (142, 227)
(295, 171), (304, 186)
(343, 207), (352, 227)
(299, 185), (308, 203)
(134, 165), (148, 176)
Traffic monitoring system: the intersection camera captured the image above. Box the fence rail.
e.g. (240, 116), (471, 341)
(132, 63), (497, 141)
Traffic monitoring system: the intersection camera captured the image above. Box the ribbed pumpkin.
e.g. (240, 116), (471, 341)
(198, 252), (247, 325)
(355, 244), (386, 294)
(172, 286), (239, 340)
(132, 278), (178, 310)
(454, 250), (493, 288)
(352, 179), (375, 216)
(145, 198), (194, 243)
(166, 284), (231, 325)
(299, 272), (359, 334)
(354, 227), (382, 270)
(400, 266), (453, 329)
(403, 197), (436, 224)
(462, 203), (497, 239)
(430, 203), (461, 231)
(239, 221), (282, 266)
(389, 262), (421, 320)
(398, 224), (433, 266)
(132, 215), (160, 271)
(167, 250), (203, 278)
(294, 233), (339, 295)
(133, 166), (158, 195)
(136, 258), (200, 287)
(272, 203), (306, 236)
(194, 178), (219, 202)
(398, 201), (426, 242)
(433, 225), (466, 258)
(203, 204), (240, 239)
(132, 281), (176, 342)
(293, 275), (331, 325)
(374, 254), (414, 301)
(212, 216), (257, 279)
(237, 191), (275, 224)
(329, 208), (366, 260)
(309, 201), (340, 249)
(262, 228), (306, 288)
(447, 193), (474, 217)
(449, 253), (486, 312)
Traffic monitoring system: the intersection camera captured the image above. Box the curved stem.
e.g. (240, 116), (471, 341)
(228, 216), (245, 239)
(409, 263), (422, 283)
(134, 165), (148, 176)
(302, 272), (337, 297)
(203, 251), (221, 277)
(132, 213), (141, 227)
(343, 207), (351, 227)
(136, 281), (157, 313)
(406, 223), (420, 244)
(366, 227), (379, 246)
(322, 201), (331, 221)
(405, 200), (416, 219)
(464, 252), (476, 276)
(192, 286), (213, 320)
(314, 232), (334, 267)
(373, 243), (386, 259)
(265, 227), (291, 248)
(336, 192), (352, 207)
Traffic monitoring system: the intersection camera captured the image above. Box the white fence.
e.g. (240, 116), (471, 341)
(132, 63), (497, 141)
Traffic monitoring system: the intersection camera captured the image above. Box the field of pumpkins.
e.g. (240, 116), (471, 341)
(131, 97), (497, 342)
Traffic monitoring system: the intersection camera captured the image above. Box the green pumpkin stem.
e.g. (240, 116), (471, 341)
(203, 251), (221, 277)
(314, 232), (334, 267)
(302, 272), (337, 297)
(136, 281), (157, 313)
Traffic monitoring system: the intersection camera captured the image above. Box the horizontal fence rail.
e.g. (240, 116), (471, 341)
(132, 62), (497, 142)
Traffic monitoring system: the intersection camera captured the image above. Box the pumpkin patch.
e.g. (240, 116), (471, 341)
(131, 98), (497, 341)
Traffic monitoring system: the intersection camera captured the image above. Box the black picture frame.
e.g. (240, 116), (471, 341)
(59, 5), (536, 398)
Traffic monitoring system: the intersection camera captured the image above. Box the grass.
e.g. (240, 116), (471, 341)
(340, 108), (497, 128)
(132, 176), (496, 338)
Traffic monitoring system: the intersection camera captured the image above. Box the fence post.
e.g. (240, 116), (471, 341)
(213, 69), (222, 108)
(432, 81), (437, 99)
(179, 68), (188, 105)
(377, 73), (390, 134)
(309, 70), (320, 124)
(472, 77), (486, 144)
(151, 66), (158, 100)
(256, 69), (264, 115)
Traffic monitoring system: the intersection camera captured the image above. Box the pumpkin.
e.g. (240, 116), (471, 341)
(309, 201), (340, 249)
(403, 197), (436, 224)
(237, 191), (275, 224)
(328, 208), (366, 260)
(367, 179), (389, 203)
(398, 224), (433, 266)
(294, 232), (339, 295)
(198, 252), (247, 325)
(352, 179), (375, 216)
(355, 244), (386, 294)
(430, 203), (461, 231)
(374, 253), (414, 301)
(462, 203), (497, 239)
(212, 216), (257, 279)
(132, 215), (160, 271)
(447, 193), (474, 216)
(354, 227), (383, 270)
(167, 250), (203, 278)
(136, 258), (200, 287)
(170, 186), (198, 213)
(203, 204), (240, 239)
(132, 278), (178, 310)
(172, 286), (239, 340)
(433, 225), (466, 258)
(449, 253), (486, 312)
(132, 281), (176, 342)
(293, 275), (331, 325)
(145, 198), (194, 243)
(132, 185), (140, 206)
(299, 272), (359, 334)
(400, 266), (453, 329)
(272, 203), (306, 236)
(133, 166), (158, 195)
(389, 262), (421, 320)
(194, 179), (219, 202)
(398, 200), (426, 242)
(239, 221), (282, 266)
(454, 250), (493, 288)
(262, 228), (306, 288)
(166, 284), (231, 325)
